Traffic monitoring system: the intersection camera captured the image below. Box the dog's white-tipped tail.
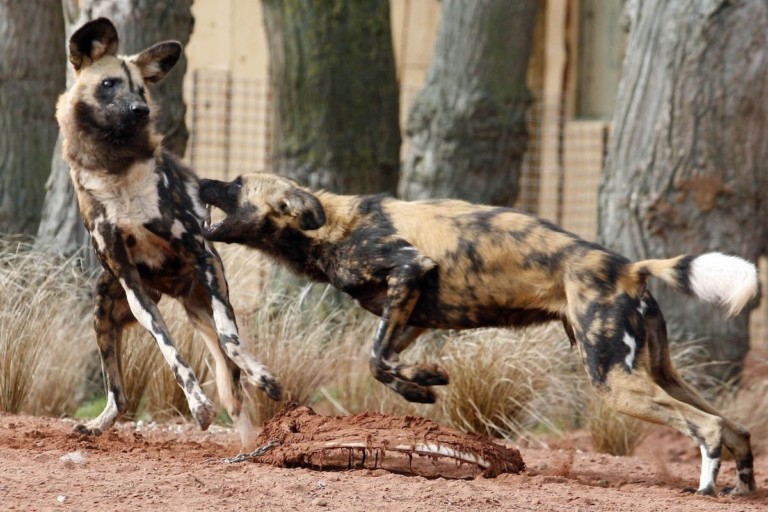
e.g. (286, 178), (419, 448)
(688, 252), (758, 317)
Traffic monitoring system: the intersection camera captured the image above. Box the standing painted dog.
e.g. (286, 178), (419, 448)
(56, 18), (281, 445)
(199, 172), (758, 496)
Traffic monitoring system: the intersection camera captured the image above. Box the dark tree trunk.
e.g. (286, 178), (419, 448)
(261, 0), (401, 195)
(399, 0), (538, 205)
(599, 0), (768, 383)
(0, 0), (65, 236)
(36, 0), (193, 257)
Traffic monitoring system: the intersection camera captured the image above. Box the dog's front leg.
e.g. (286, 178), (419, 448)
(119, 268), (216, 430)
(369, 253), (448, 403)
(196, 243), (282, 401)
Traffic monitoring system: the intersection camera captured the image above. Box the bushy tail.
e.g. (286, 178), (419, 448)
(627, 252), (758, 317)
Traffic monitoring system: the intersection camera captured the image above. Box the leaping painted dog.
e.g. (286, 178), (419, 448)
(199, 172), (758, 495)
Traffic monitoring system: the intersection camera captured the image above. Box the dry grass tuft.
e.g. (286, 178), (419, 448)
(435, 324), (584, 440)
(0, 240), (93, 416)
(240, 281), (377, 425)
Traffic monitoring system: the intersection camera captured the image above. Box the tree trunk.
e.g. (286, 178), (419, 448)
(261, 0), (401, 195)
(399, 0), (538, 205)
(36, 0), (193, 257)
(598, 0), (768, 383)
(0, 0), (65, 236)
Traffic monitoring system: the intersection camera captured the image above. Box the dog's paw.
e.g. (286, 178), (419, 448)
(720, 484), (756, 496)
(394, 380), (437, 404)
(259, 374), (283, 401)
(192, 399), (216, 431)
(73, 423), (103, 436)
(402, 363), (450, 387)
(683, 485), (715, 497)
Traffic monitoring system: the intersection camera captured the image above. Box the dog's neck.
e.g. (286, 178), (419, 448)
(312, 191), (370, 243)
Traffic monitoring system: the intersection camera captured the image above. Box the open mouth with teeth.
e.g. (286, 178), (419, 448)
(199, 178), (242, 242)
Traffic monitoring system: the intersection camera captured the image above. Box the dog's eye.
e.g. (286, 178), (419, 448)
(101, 79), (116, 89)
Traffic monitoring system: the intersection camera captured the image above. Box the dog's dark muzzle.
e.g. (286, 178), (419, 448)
(199, 178), (240, 214)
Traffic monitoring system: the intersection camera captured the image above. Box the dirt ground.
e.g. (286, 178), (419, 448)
(1, 411), (766, 512)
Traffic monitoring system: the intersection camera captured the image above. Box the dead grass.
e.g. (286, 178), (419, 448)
(435, 325), (584, 440)
(0, 240), (93, 416)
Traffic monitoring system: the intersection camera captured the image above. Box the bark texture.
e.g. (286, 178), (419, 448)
(36, 0), (193, 255)
(262, 0), (401, 195)
(599, 0), (768, 382)
(399, 0), (538, 205)
(0, 0), (65, 235)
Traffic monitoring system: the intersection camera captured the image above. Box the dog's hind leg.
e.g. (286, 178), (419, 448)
(196, 244), (282, 402)
(598, 367), (726, 495)
(74, 271), (137, 435)
(369, 253), (447, 403)
(641, 297), (756, 495)
(184, 292), (255, 448)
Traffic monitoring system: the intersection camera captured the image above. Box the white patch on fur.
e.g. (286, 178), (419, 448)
(79, 159), (161, 225)
(186, 181), (208, 220)
(637, 300), (647, 316)
(121, 284), (176, 364)
(171, 219), (186, 239)
(91, 215), (107, 252)
(689, 253), (758, 316)
(121, 282), (154, 329)
(82, 390), (119, 432)
(212, 298), (238, 338)
(623, 332), (636, 369)
(698, 445), (720, 493)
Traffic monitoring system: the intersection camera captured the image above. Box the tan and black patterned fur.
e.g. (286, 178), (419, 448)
(200, 172), (758, 496)
(56, 18), (280, 446)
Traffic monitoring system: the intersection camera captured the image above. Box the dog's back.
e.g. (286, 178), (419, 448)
(386, 198), (605, 313)
(328, 195), (622, 329)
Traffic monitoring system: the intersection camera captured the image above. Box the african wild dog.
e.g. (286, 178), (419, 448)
(55, 18), (281, 445)
(199, 172), (758, 495)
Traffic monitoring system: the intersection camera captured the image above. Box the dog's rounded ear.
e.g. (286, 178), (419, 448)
(279, 189), (326, 230)
(132, 41), (183, 84)
(69, 18), (119, 71)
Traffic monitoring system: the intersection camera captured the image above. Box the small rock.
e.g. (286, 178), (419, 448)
(60, 451), (87, 465)
(312, 498), (328, 507)
(56, 496), (67, 503)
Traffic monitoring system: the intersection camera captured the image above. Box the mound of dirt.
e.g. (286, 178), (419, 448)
(241, 403), (524, 479)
